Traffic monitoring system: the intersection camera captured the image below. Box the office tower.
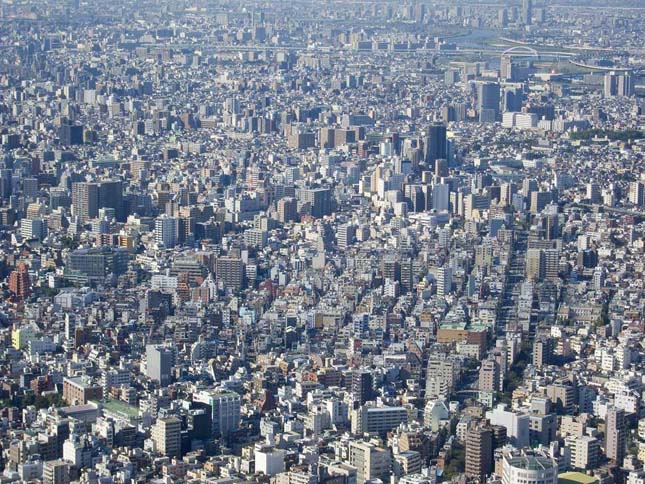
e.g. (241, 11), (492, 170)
(540, 216), (558, 243)
(432, 183), (450, 211)
(586, 183), (601, 203)
(349, 441), (392, 484)
(336, 223), (356, 249)
(71, 182), (99, 223)
(193, 390), (241, 437)
(59, 123), (83, 146)
(604, 72), (634, 98)
(477, 82), (500, 122)
(522, 0), (532, 25)
(20, 217), (47, 241)
(605, 407), (626, 463)
(404, 184), (426, 212)
(155, 214), (178, 248)
(216, 256), (244, 291)
(151, 417), (182, 458)
(8, 263), (31, 299)
(617, 73), (634, 97)
(464, 193), (491, 220)
(444, 69), (459, 85)
(434, 158), (448, 177)
(628, 181), (644, 206)
(424, 123), (447, 165)
(466, 425), (493, 482)
(479, 359), (501, 392)
(64, 247), (130, 284)
(522, 178), (539, 196)
(0, 169), (12, 201)
(98, 180), (124, 221)
(295, 187), (332, 217)
(436, 266), (453, 297)
(533, 337), (553, 369)
(146, 344), (174, 386)
(351, 370), (374, 406)
(498, 8), (508, 27)
(277, 197), (298, 223)
(530, 191), (551, 214)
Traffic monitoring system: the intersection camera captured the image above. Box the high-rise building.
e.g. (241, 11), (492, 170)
(521, 0), (533, 25)
(59, 123), (84, 146)
(424, 123), (447, 165)
(466, 425), (493, 482)
(436, 266), (453, 297)
(20, 217), (48, 241)
(155, 214), (178, 248)
(216, 256), (244, 291)
(432, 183), (450, 211)
(526, 248), (545, 281)
(351, 405), (408, 435)
(605, 407), (626, 463)
(193, 390), (241, 438)
(604, 72), (634, 98)
(351, 370), (374, 406)
(98, 180), (124, 221)
(628, 182), (645, 206)
(72, 182), (99, 223)
(277, 197), (298, 223)
(337, 223), (356, 250)
(349, 441), (392, 484)
(295, 187), (332, 218)
(533, 337), (553, 369)
(151, 416), (182, 458)
(479, 359), (501, 392)
(565, 435), (600, 470)
(477, 82), (500, 122)
(146, 344), (174, 386)
(426, 355), (459, 398)
(8, 263), (31, 300)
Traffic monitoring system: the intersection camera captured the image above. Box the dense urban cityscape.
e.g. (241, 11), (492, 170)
(0, 1), (644, 484)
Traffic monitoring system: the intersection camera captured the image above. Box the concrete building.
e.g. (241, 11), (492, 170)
(151, 416), (182, 458)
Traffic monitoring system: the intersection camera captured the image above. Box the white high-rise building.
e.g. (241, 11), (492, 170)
(436, 266), (453, 297)
(154, 214), (177, 248)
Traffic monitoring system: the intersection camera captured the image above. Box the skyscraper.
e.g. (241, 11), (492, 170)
(478, 82), (501, 122)
(424, 123), (447, 166)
